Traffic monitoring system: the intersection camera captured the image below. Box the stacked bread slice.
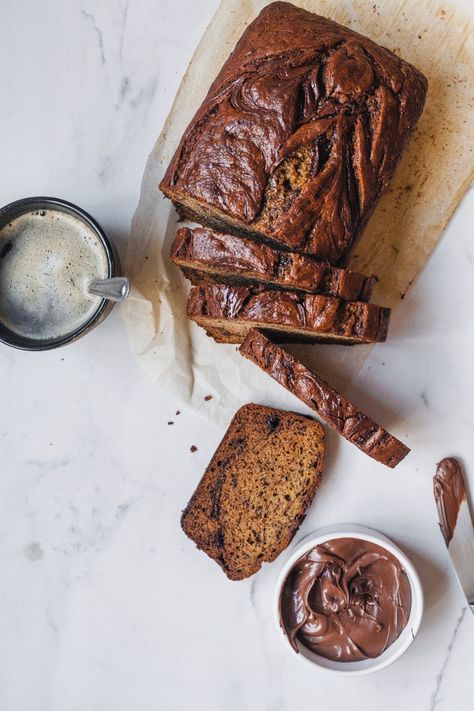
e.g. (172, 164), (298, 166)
(166, 221), (410, 467)
(172, 227), (376, 301)
(171, 226), (387, 346)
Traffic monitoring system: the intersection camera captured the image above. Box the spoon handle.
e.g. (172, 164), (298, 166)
(89, 276), (130, 302)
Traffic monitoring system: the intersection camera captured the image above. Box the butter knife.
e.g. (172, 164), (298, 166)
(434, 457), (474, 615)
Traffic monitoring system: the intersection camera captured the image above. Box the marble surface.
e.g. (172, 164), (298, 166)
(1, 1), (473, 709)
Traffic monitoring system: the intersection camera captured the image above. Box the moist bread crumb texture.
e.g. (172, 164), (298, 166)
(181, 403), (325, 580)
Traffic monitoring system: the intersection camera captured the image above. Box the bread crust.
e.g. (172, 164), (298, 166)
(171, 226), (375, 301)
(161, 1), (427, 265)
(239, 329), (410, 468)
(187, 284), (390, 344)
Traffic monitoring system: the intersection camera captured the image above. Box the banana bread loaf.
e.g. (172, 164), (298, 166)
(161, 1), (427, 265)
(240, 329), (409, 468)
(187, 284), (390, 344)
(171, 226), (376, 300)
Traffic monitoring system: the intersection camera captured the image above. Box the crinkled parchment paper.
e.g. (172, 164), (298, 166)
(123, 0), (474, 427)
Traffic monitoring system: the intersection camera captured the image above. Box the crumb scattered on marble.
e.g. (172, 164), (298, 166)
(204, 395), (213, 401)
(190, 445), (197, 453)
(168, 421), (174, 425)
(176, 410), (181, 415)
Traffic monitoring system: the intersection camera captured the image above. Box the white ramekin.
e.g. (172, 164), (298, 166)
(275, 523), (423, 676)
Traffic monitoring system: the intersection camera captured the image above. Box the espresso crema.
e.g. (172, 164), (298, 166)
(0, 208), (109, 341)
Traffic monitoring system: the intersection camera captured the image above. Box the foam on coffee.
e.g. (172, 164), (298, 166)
(0, 209), (109, 340)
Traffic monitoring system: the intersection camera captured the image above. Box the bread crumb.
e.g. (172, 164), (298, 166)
(190, 445), (198, 453)
(168, 421), (174, 425)
(204, 395), (213, 401)
(176, 410), (181, 415)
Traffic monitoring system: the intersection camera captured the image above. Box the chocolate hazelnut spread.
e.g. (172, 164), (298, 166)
(280, 537), (412, 661)
(433, 458), (467, 545)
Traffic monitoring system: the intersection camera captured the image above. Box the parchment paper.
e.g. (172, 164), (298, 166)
(123, 0), (474, 427)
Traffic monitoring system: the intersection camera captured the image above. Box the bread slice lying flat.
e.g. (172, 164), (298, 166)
(181, 403), (325, 580)
(171, 226), (375, 301)
(239, 330), (409, 468)
(187, 285), (390, 345)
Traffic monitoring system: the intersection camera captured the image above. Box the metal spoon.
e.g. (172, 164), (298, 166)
(88, 276), (130, 302)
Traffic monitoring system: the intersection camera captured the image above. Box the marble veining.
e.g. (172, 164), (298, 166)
(81, 9), (106, 64)
(118, 0), (131, 67)
(429, 607), (467, 711)
(0, 1), (473, 710)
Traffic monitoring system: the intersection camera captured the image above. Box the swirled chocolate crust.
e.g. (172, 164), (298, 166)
(280, 537), (412, 661)
(161, 2), (427, 265)
(181, 404), (325, 580)
(187, 285), (390, 345)
(171, 226), (376, 300)
(239, 329), (409, 467)
(433, 458), (467, 545)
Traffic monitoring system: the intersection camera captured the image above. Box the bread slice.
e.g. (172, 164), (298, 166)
(171, 226), (376, 301)
(181, 403), (325, 580)
(187, 285), (390, 345)
(239, 330), (409, 468)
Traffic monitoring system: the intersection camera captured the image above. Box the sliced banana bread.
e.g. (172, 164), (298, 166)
(160, 2), (427, 265)
(187, 285), (390, 345)
(181, 403), (325, 580)
(171, 226), (375, 301)
(240, 329), (409, 468)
